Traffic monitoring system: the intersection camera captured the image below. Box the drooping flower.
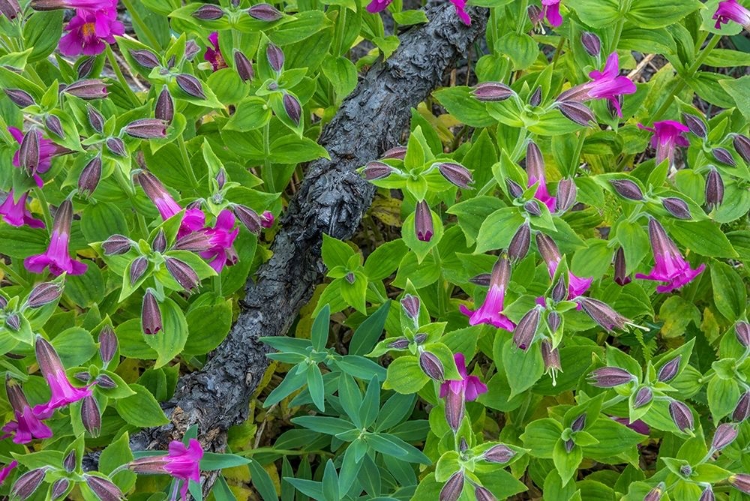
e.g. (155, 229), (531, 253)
(713, 0), (750, 29)
(536, 233), (592, 299)
(129, 439), (204, 500)
(460, 257), (515, 330)
(635, 218), (706, 293)
(0, 461), (17, 485)
(638, 120), (689, 166)
(135, 171), (204, 237)
(541, 0), (562, 27)
(450, 0), (471, 25)
(2, 377), (53, 444)
(24, 199), (87, 276)
(366, 0), (391, 13)
(557, 53), (637, 117)
(59, 1), (124, 57)
(204, 32), (227, 71)
(440, 353), (488, 431)
(526, 141), (556, 211)
(200, 210), (239, 273)
(32, 335), (92, 418)
(9, 127), (58, 187)
(0, 190), (45, 228)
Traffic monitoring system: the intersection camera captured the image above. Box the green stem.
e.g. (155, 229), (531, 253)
(601, 394), (627, 410)
(552, 37), (567, 69)
(608, 0), (633, 54)
(33, 188), (53, 229)
(0, 261), (28, 287)
(262, 122), (275, 193)
(106, 45), (141, 108)
(177, 135), (199, 189)
(432, 246), (448, 317)
(120, 0), (161, 49)
(516, 0), (529, 35)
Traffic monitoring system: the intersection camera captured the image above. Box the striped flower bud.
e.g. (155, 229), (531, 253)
(362, 161), (393, 181)
(26, 281), (63, 308)
(733, 134), (750, 164)
(45, 115), (65, 138)
(551, 277), (567, 303)
(669, 399), (694, 432)
(98, 325), (117, 364)
(513, 307), (541, 351)
(529, 86), (542, 107)
(388, 337), (410, 349)
(705, 168), (724, 210)
(418, 350), (444, 381)
(152, 230), (167, 253)
(6, 312), (21, 331)
(382, 146), (407, 159)
(733, 391), (750, 421)
(81, 395), (101, 436)
(124, 119), (168, 139)
(11, 468), (47, 500)
(96, 374), (117, 389)
(644, 483), (664, 501)
(577, 296), (629, 331)
(712, 147), (735, 166)
(176, 74), (206, 99)
(233, 204), (262, 233)
(63, 450), (76, 473)
(657, 356), (680, 383)
(662, 197), (691, 220)
(506, 178), (524, 198)
(19, 127), (40, 176)
(130, 256), (148, 285)
(173, 231), (212, 252)
(437, 162), (473, 188)
(282, 93), (302, 126)
(248, 3), (283, 20)
(401, 294), (420, 319)
(415, 200), (433, 242)
(557, 101), (596, 127)
(609, 179), (643, 201)
(52, 479), (70, 500)
(546, 311), (561, 334)
(102, 234), (132, 255)
(571, 413), (586, 432)
(185, 40), (200, 60)
(5, 88), (35, 108)
(192, 4), (224, 19)
(508, 223), (531, 262)
(0, 0), (21, 19)
(87, 104), (105, 133)
(735, 321), (750, 347)
(469, 273), (491, 286)
(141, 290), (162, 335)
(413, 333), (427, 345)
(85, 475), (124, 501)
(614, 247), (630, 286)
(130, 49), (161, 68)
(155, 87), (174, 123)
(699, 487), (715, 501)
(484, 444), (515, 464)
(633, 386), (653, 409)
(682, 113), (707, 139)
(75, 371), (91, 382)
(581, 31), (601, 57)
(555, 178), (577, 213)
(78, 156), (102, 197)
(63, 79), (108, 99)
(234, 50), (255, 82)
(439, 472), (464, 501)
(266, 43), (284, 72)
(472, 82), (513, 102)
(475, 485), (496, 501)
(589, 367), (634, 387)
(711, 423), (738, 451)
(165, 257), (200, 292)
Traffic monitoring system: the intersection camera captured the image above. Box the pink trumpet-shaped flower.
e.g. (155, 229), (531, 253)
(2, 377), (53, 444)
(204, 32), (227, 71)
(200, 210), (239, 273)
(636, 218), (705, 293)
(558, 53), (636, 117)
(526, 141), (556, 211)
(24, 199), (87, 276)
(713, 0), (750, 28)
(366, 0), (391, 13)
(9, 127), (58, 187)
(135, 171), (204, 238)
(0, 461), (17, 485)
(58, 1), (123, 57)
(541, 0), (562, 27)
(460, 257), (515, 330)
(440, 353), (487, 431)
(638, 120), (689, 166)
(536, 233), (592, 299)
(129, 439), (204, 501)
(0, 190), (45, 228)
(32, 335), (92, 418)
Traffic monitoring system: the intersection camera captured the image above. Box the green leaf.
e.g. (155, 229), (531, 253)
(719, 74), (750, 121)
(0, 225), (49, 258)
(291, 416), (355, 435)
(666, 220), (737, 258)
(268, 134), (329, 164)
(553, 439), (582, 486)
(184, 294), (233, 356)
(500, 337), (544, 397)
(383, 355), (429, 394)
(707, 376), (740, 422)
(24, 11), (64, 62)
(710, 261), (746, 322)
(616, 219), (650, 275)
(81, 202), (129, 243)
(521, 418), (563, 458)
(200, 452), (252, 470)
(364, 239), (407, 280)
(364, 432), (431, 464)
(268, 11), (330, 45)
(583, 418), (646, 460)
(51, 328), (96, 368)
(475, 208), (526, 254)
(349, 301), (391, 356)
(322, 235), (355, 269)
(626, 0), (702, 28)
(115, 383), (169, 427)
(434, 87), (495, 128)
(448, 196), (506, 247)
(495, 32), (538, 70)
(402, 206), (443, 263)
(571, 240), (615, 281)
(566, 0), (621, 27)
(143, 298), (188, 368)
(249, 459), (279, 501)
(321, 56), (358, 101)
(226, 97), (272, 132)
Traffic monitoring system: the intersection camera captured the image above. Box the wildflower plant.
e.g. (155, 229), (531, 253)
(0, 0), (748, 500)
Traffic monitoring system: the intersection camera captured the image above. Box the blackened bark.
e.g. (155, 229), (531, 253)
(86, 0), (487, 475)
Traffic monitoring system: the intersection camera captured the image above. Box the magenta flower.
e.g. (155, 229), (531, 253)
(0, 190), (45, 229)
(2, 378), (53, 444)
(460, 257), (515, 330)
(204, 32), (227, 71)
(638, 120), (689, 166)
(612, 417), (650, 436)
(260, 210), (274, 228)
(130, 439), (204, 500)
(636, 218), (705, 293)
(558, 53), (636, 117)
(59, 1), (124, 57)
(0, 461), (17, 485)
(24, 199), (87, 276)
(136, 171), (182, 220)
(32, 336), (92, 419)
(9, 126), (57, 187)
(366, 0), (391, 13)
(541, 0), (562, 27)
(200, 210), (239, 273)
(526, 142), (556, 212)
(536, 233), (592, 300)
(440, 353), (487, 431)
(450, 0), (471, 25)
(713, 0), (750, 28)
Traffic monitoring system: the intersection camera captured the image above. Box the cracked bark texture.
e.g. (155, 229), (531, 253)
(86, 0), (487, 477)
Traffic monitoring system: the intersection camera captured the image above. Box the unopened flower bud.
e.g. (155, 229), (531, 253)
(234, 50), (254, 82)
(85, 475), (124, 500)
(401, 294), (420, 319)
(735, 321), (750, 347)
(413, 333), (427, 345)
(106, 137), (127, 157)
(0, 295), (7, 309)
(388, 337), (410, 349)
(609, 179), (643, 201)
(644, 483), (664, 501)
(555, 178), (577, 212)
(130, 49), (160, 69)
(730, 474), (750, 495)
(185, 40), (200, 60)
(712, 147), (735, 166)
(81, 395), (101, 436)
(362, 161), (393, 180)
(98, 325), (117, 364)
(282, 93), (302, 126)
(589, 367), (634, 387)
(733, 391), (750, 421)
(142, 290), (162, 335)
(75, 371), (91, 382)
(669, 399), (694, 432)
(699, 487), (715, 501)
(551, 277), (567, 303)
(571, 413), (586, 432)
(733, 134), (750, 164)
(87, 104), (105, 133)
(529, 87), (542, 107)
(506, 178), (524, 198)
(96, 374), (117, 389)
(633, 387), (653, 408)
(577, 296), (629, 331)
(662, 197), (691, 220)
(233, 204), (262, 233)
(472, 82), (513, 102)
(124, 119), (168, 139)
(345, 272), (355, 284)
(266, 43), (284, 72)
(613, 247), (630, 286)
(469, 273), (491, 286)
(63, 450), (77, 472)
(581, 31), (601, 57)
(19, 127), (40, 176)
(11, 468), (47, 500)
(705, 168), (724, 210)
(173, 231), (212, 252)
(711, 423), (738, 451)
(130, 256), (148, 285)
(102, 234), (131, 255)
(152, 230), (167, 253)
(475, 485), (496, 501)
(165, 257), (200, 292)
(52, 479), (70, 500)
(527, 4), (543, 23)
(63, 79), (108, 99)
(45, 115), (64, 138)
(437, 162), (473, 188)
(26, 281), (63, 308)
(5, 88), (35, 108)
(78, 155), (102, 196)
(5, 313), (21, 331)
(155, 87), (174, 123)
(513, 307), (541, 351)
(546, 311), (561, 334)
(439, 472), (464, 501)
(657, 356), (680, 383)
(249, 3), (283, 20)
(192, 4), (224, 19)
(382, 146), (407, 159)
(508, 223), (531, 262)
(419, 351), (444, 381)
(557, 101), (596, 127)
(682, 113), (707, 139)
(415, 200), (433, 242)
(484, 444), (515, 463)
(0, 0), (21, 20)
(176, 74), (206, 99)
